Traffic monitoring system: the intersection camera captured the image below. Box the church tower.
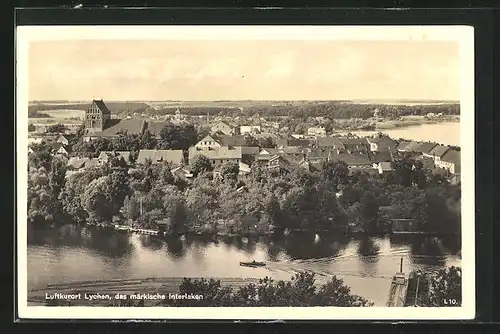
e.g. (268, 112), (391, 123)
(85, 99), (111, 132)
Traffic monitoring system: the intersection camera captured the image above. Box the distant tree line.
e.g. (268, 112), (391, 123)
(147, 103), (459, 120)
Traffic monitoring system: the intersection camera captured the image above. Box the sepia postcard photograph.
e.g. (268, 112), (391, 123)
(16, 25), (474, 320)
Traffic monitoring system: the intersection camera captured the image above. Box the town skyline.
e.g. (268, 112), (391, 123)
(29, 40), (460, 102)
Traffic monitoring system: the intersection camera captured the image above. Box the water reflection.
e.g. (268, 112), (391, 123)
(269, 233), (349, 260)
(27, 227), (461, 306)
(138, 235), (164, 251)
(165, 236), (187, 260)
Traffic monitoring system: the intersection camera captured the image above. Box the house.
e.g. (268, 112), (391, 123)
(255, 148), (279, 163)
(84, 119), (147, 141)
(171, 165), (194, 181)
(66, 157), (101, 171)
(276, 146), (306, 162)
(377, 161), (393, 174)
(195, 134), (223, 150)
(238, 162), (251, 175)
(306, 148), (331, 163)
(217, 134), (249, 147)
(136, 149), (185, 165)
(298, 159), (323, 173)
(307, 127), (326, 137)
(396, 140), (411, 152)
(414, 142), (438, 155)
(366, 136), (396, 152)
(98, 151), (132, 164)
(49, 142), (68, 156)
(328, 153), (373, 169)
(189, 146), (243, 167)
(425, 145), (450, 164)
(240, 125), (261, 135)
(276, 137), (312, 148)
(340, 138), (370, 154)
(211, 121), (239, 136)
(312, 137), (345, 152)
(369, 151), (394, 168)
(413, 155), (436, 170)
(436, 149), (460, 174)
(399, 141), (423, 153)
(267, 154), (291, 172)
(56, 135), (69, 146)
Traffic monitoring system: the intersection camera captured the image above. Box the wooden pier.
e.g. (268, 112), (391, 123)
(386, 258), (409, 307)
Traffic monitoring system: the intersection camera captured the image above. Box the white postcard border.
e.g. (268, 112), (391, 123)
(16, 25), (475, 320)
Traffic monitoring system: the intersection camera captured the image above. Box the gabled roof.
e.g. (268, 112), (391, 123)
(189, 146), (242, 161)
(269, 154), (290, 164)
(306, 148), (330, 160)
(378, 161), (393, 171)
(370, 151), (394, 163)
(217, 135), (248, 147)
(441, 149), (460, 165)
(137, 149), (184, 165)
(241, 146), (260, 155)
(402, 141), (423, 152)
(98, 151), (131, 161)
(258, 148), (278, 156)
(329, 153), (372, 166)
(276, 137), (312, 148)
(415, 142), (438, 154)
(93, 99), (111, 114)
(396, 141), (411, 151)
(67, 157), (88, 169)
(414, 155), (436, 169)
(340, 137), (369, 146)
(314, 137), (345, 149)
(49, 142), (67, 153)
(277, 146), (305, 155)
(88, 119), (146, 137)
(367, 136), (396, 150)
(427, 145), (450, 157)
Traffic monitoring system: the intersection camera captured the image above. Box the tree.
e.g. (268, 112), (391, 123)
(162, 272), (373, 307)
(28, 167), (58, 224)
(48, 158), (67, 199)
(190, 155), (213, 177)
(81, 176), (114, 223)
(425, 266), (462, 307)
(321, 160), (349, 191)
(157, 124), (198, 150)
(122, 195), (140, 221)
(393, 157), (414, 187)
(217, 161), (239, 185)
(139, 130), (157, 149)
(28, 142), (54, 170)
(163, 186), (189, 233)
(46, 123), (67, 133)
(28, 123), (36, 132)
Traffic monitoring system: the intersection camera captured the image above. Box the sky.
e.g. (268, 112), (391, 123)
(28, 39), (460, 101)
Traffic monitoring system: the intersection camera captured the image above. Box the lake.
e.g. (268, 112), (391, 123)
(345, 122), (460, 146)
(27, 225), (461, 306)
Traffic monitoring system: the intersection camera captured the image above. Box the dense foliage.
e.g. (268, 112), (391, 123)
(28, 134), (461, 237)
(163, 271), (373, 307)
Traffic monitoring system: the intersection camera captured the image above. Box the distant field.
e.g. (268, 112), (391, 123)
(42, 109), (86, 119)
(28, 118), (83, 124)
